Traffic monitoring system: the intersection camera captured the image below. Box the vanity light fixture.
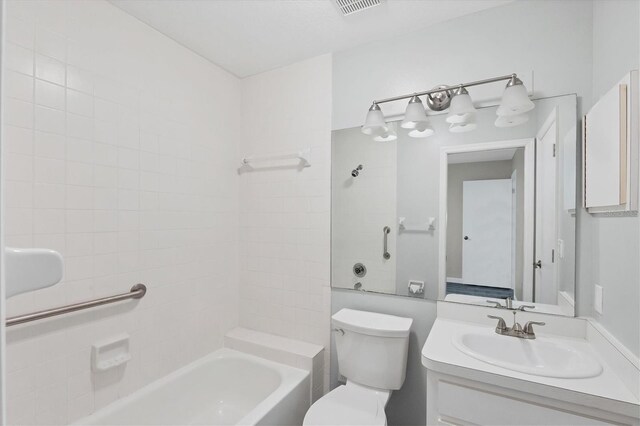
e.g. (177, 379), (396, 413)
(400, 96), (429, 129)
(361, 73), (534, 138)
(374, 126), (398, 142)
(496, 75), (535, 117)
(361, 103), (388, 136)
(408, 121), (435, 138)
(446, 86), (477, 125)
(495, 113), (530, 128)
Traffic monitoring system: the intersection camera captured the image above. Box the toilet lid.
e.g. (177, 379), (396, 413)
(303, 386), (386, 426)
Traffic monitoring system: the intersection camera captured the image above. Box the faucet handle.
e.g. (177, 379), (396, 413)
(486, 300), (504, 308)
(523, 321), (546, 335)
(517, 304), (535, 311)
(487, 315), (508, 331)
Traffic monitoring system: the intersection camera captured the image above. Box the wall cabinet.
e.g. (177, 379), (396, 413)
(584, 71), (639, 213)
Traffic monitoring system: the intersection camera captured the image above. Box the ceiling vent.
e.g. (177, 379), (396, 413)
(335, 0), (381, 16)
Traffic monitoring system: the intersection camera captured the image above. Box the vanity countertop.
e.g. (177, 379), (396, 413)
(422, 315), (640, 419)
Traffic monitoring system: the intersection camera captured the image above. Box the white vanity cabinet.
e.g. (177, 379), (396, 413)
(426, 371), (636, 425)
(422, 303), (640, 426)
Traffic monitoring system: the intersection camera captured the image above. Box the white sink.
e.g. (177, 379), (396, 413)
(452, 330), (603, 379)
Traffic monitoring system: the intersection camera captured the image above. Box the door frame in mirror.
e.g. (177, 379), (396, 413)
(438, 138), (536, 301)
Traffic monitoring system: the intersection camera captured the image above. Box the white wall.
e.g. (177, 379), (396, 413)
(238, 54), (332, 396)
(586, 0), (640, 356)
(2, 0), (241, 423)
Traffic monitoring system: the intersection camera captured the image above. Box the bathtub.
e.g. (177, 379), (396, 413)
(79, 348), (310, 425)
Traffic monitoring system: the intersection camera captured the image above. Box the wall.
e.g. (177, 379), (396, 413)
(446, 159), (515, 280)
(237, 54), (332, 395)
(586, 0), (640, 356)
(331, 126), (396, 294)
(2, 0), (241, 423)
(331, 2), (592, 425)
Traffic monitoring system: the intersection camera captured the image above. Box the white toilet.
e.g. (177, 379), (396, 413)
(304, 308), (413, 426)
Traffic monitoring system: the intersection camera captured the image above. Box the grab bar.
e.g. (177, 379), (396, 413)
(6, 284), (147, 327)
(383, 226), (391, 259)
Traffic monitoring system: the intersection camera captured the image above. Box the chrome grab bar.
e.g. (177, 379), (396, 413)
(383, 226), (391, 259)
(6, 284), (147, 327)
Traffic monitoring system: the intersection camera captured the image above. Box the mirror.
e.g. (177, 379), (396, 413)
(331, 94), (577, 316)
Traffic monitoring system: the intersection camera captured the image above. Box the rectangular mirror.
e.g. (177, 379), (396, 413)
(331, 94), (577, 316)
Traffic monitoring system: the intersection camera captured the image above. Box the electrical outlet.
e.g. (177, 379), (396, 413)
(594, 284), (603, 314)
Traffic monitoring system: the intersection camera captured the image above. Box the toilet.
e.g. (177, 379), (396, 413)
(304, 309), (413, 426)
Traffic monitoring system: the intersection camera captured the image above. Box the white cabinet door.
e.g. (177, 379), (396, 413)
(585, 71), (638, 212)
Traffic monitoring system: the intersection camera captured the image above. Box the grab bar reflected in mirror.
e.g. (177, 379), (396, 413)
(383, 226), (391, 259)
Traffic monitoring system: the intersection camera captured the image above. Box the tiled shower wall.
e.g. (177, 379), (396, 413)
(2, 0), (241, 423)
(238, 54), (332, 394)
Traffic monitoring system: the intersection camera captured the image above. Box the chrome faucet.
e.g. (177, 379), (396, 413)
(486, 297), (535, 311)
(487, 311), (545, 339)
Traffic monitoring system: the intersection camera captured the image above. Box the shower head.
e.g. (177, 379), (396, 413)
(351, 164), (363, 177)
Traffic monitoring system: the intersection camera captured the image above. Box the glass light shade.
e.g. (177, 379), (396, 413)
(446, 89), (477, 124)
(408, 121), (435, 138)
(449, 119), (477, 133)
(497, 82), (535, 117)
(361, 104), (388, 136)
(495, 113), (530, 128)
(400, 96), (428, 129)
(374, 127), (397, 142)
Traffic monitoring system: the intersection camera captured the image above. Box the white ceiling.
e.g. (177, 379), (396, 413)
(109, 0), (511, 78)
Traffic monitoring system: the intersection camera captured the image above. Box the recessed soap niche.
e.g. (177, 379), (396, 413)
(92, 334), (131, 372)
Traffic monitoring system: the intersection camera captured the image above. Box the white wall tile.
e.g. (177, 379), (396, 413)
(3, 2), (241, 423)
(5, 42), (34, 76)
(238, 54), (332, 391)
(5, 70), (34, 102)
(5, 98), (34, 128)
(35, 79), (65, 110)
(35, 53), (65, 86)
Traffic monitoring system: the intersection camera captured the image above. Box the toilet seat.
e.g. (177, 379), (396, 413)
(303, 385), (387, 426)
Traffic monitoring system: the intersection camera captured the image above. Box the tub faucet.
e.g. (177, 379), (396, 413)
(487, 312), (545, 339)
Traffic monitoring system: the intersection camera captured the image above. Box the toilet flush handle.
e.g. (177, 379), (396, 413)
(333, 328), (345, 336)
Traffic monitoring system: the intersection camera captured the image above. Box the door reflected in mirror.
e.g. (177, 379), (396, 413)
(445, 146), (530, 302)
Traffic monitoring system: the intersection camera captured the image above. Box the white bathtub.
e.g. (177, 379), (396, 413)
(79, 348), (310, 425)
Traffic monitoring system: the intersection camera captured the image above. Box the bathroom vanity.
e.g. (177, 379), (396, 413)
(422, 302), (640, 425)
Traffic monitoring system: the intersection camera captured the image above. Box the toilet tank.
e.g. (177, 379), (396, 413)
(333, 309), (413, 390)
